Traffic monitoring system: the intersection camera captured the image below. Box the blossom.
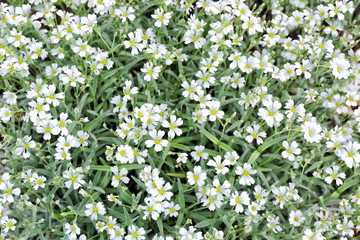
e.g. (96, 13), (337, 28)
(229, 191), (250, 213)
(0, 216), (17, 233)
(125, 225), (146, 240)
(111, 166), (130, 187)
(324, 165), (346, 186)
(330, 57), (350, 79)
(289, 210), (305, 227)
(245, 124), (267, 145)
(0, 107), (11, 123)
(0, 181), (21, 203)
(301, 121), (322, 143)
(63, 167), (86, 190)
(140, 62), (161, 81)
(145, 130), (168, 152)
(235, 163), (257, 186)
(190, 145), (209, 162)
(162, 115), (183, 138)
(258, 100), (284, 127)
(281, 141), (301, 161)
(151, 8), (172, 27)
(207, 155), (230, 175)
(85, 202), (106, 221)
(65, 223), (81, 240)
(203, 100), (224, 122)
(187, 166), (207, 186)
(163, 201), (180, 217)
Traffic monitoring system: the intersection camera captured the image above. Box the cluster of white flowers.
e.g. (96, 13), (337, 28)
(1, 0), (360, 239)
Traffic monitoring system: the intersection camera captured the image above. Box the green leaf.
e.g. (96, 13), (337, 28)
(258, 135), (287, 152)
(248, 136), (287, 164)
(166, 172), (187, 178)
(83, 111), (114, 132)
(248, 150), (261, 164)
(330, 179), (359, 200)
(120, 191), (133, 205)
(198, 125), (233, 152)
(123, 207), (132, 226)
(90, 164), (146, 171)
(78, 93), (89, 115)
(176, 178), (185, 227)
(156, 218), (163, 234)
(170, 142), (191, 151)
(195, 218), (218, 228)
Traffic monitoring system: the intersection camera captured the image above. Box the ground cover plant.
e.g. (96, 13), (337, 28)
(1, 0), (360, 239)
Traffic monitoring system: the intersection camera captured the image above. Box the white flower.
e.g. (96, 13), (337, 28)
(111, 166), (130, 187)
(55, 148), (71, 161)
(145, 130), (168, 152)
(115, 145), (134, 164)
(192, 109), (207, 124)
(15, 135), (35, 159)
(151, 8), (172, 27)
(340, 141), (360, 168)
(0, 107), (11, 123)
(176, 153), (188, 164)
(116, 6), (135, 22)
(330, 57), (350, 79)
(301, 121), (322, 143)
(77, 130), (89, 147)
(181, 80), (203, 100)
(267, 215), (282, 233)
(187, 166), (207, 186)
(36, 119), (60, 140)
(203, 100), (224, 122)
(123, 80), (138, 102)
(58, 112), (72, 136)
(253, 185), (269, 205)
(0, 182), (21, 203)
(242, 15), (263, 35)
(0, 216), (17, 233)
(140, 197), (162, 220)
(65, 223), (81, 240)
(245, 124), (267, 145)
(124, 32), (144, 55)
(229, 191), (250, 213)
(190, 145), (208, 162)
(284, 99), (305, 119)
(304, 89), (318, 102)
(162, 115), (183, 138)
(163, 201), (180, 217)
(289, 210), (305, 227)
(28, 97), (50, 118)
(324, 165), (346, 186)
(207, 155), (230, 175)
(72, 39), (93, 57)
(235, 163), (257, 186)
(228, 52), (246, 69)
(32, 175), (46, 190)
(336, 218), (354, 237)
(258, 100), (283, 127)
(179, 226), (202, 240)
(63, 167), (86, 190)
(302, 228), (325, 240)
(224, 151), (239, 165)
(281, 141), (301, 161)
(328, 94), (347, 114)
(59, 66), (85, 87)
(125, 225), (146, 240)
(3, 91), (17, 105)
(85, 202), (106, 221)
(141, 62), (161, 81)
(184, 29), (206, 49)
